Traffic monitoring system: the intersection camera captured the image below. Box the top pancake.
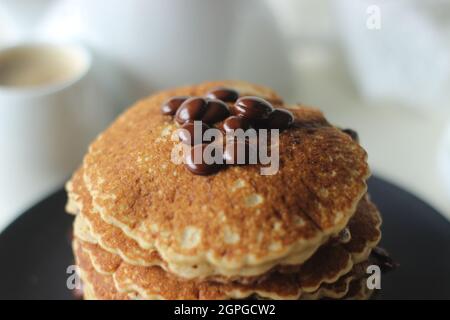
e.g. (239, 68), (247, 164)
(70, 80), (370, 279)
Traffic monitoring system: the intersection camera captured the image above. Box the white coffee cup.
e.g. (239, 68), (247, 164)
(0, 42), (115, 230)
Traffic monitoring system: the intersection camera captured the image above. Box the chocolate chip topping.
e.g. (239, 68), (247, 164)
(175, 97), (208, 124)
(184, 144), (222, 176)
(234, 96), (274, 121)
(179, 121), (211, 146)
(335, 227), (351, 244)
(222, 116), (251, 133)
(342, 128), (359, 143)
(161, 96), (190, 116)
(267, 108), (294, 130)
(162, 92), (297, 176)
(202, 99), (231, 124)
(207, 87), (240, 103)
(371, 247), (398, 273)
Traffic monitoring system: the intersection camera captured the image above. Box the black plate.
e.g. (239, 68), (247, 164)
(0, 176), (449, 300)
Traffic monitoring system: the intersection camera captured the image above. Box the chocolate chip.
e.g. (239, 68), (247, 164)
(342, 128), (359, 142)
(178, 121), (211, 146)
(371, 247), (398, 273)
(161, 96), (190, 116)
(206, 87), (239, 103)
(234, 96), (274, 121)
(222, 116), (251, 133)
(223, 140), (258, 165)
(202, 99), (231, 124)
(175, 97), (208, 124)
(184, 144), (222, 175)
(267, 108), (294, 130)
(336, 228), (351, 244)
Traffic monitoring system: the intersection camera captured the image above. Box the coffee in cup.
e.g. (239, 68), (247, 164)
(0, 44), (87, 88)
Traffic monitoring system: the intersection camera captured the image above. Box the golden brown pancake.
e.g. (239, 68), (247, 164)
(67, 81), (370, 279)
(73, 240), (132, 300)
(71, 159), (380, 286)
(74, 238), (373, 300)
(73, 189), (381, 300)
(302, 260), (371, 300)
(71, 169), (165, 269)
(67, 80), (381, 300)
(72, 169), (380, 285)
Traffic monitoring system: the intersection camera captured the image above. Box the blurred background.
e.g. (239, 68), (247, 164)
(0, 0), (449, 232)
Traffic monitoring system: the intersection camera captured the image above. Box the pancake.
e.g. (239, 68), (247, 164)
(72, 159), (380, 285)
(73, 190), (381, 300)
(73, 240), (133, 300)
(67, 80), (384, 300)
(74, 238), (374, 300)
(343, 194), (382, 262)
(301, 260), (370, 300)
(71, 169), (167, 269)
(67, 80), (370, 279)
(343, 278), (373, 300)
(73, 185), (380, 285)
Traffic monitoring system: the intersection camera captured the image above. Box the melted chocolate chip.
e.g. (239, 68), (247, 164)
(222, 116), (251, 133)
(267, 108), (294, 130)
(372, 247), (398, 273)
(234, 97), (274, 121)
(223, 140), (258, 165)
(336, 228), (351, 244)
(206, 87), (239, 103)
(178, 121), (211, 146)
(161, 96), (190, 116)
(184, 144), (222, 175)
(202, 99), (231, 124)
(175, 97), (208, 124)
(342, 128), (359, 142)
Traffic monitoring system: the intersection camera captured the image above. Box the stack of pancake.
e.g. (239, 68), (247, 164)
(66, 81), (383, 300)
